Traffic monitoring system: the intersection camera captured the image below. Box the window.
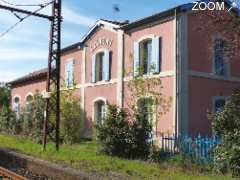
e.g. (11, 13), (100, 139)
(94, 100), (106, 124)
(133, 36), (161, 76)
(13, 97), (20, 119)
(65, 60), (74, 88)
(214, 39), (227, 76)
(92, 50), (110, 83)
(137, 97), (155, 140)
(214, 98), (226, 112)
(95, 52), (104, 82)
(25, 94), (33, 113)
(139, 39), (152, 75)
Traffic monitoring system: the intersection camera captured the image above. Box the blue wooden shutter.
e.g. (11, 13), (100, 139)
(104, 49), (110, 81)
(133, 42), (139, 76)
(92, 54), (96, 83)
(69, 60), (74, 87)
(65, 63), (69, 87)
(152, 37), (160, 73)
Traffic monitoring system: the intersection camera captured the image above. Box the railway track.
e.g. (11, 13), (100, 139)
(0, 166), (27, 180)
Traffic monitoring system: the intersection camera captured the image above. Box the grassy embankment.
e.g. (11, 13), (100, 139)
(0, 134), (233, 180)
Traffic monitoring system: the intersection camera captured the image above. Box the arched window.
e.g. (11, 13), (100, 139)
(13, 96), (20, 119)
(133, 36), (161, 76)
(94, 100), (106, 124)
(139, 39), (152, 75)
(25, 94), (33, 113)
(95, 52), (104, 82)
(92, 49), (110, 83)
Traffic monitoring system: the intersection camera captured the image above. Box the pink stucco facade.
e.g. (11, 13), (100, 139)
(11, 78), (46, 110)
(186, 11), (240, 135)
(10, 8), (240, 138)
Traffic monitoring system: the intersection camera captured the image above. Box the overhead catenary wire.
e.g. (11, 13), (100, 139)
(0, 0), (53, 7)
(0, 1), (53, 39)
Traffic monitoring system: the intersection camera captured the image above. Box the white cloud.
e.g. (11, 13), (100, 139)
(0, 70), (26, 82)
(0, 0), (96, 82)
(62, 7), (96, 27)
(0, 48), (48, 61)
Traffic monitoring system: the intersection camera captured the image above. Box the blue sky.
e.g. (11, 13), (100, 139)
(0, 0), (192, 82)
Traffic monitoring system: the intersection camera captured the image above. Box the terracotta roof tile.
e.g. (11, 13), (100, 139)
(8, 68), (47, 86)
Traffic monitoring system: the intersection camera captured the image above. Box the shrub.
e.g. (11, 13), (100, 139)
(130, 112), (152, 159)
(96, 105), (152, 159)
(0, 105), (19, 134)
(22, 92), (45, 143)
(0, 105), (9, 132)
(60, 90), (83, 144)
(0, 86), (10, 108)
(212, 89), (240, 177)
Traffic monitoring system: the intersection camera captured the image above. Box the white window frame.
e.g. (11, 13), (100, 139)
(92, 97), (107, 124)
(12, 95), (21, 119)
(137, 95), (157, 140)
(25, 93), (34, 113)
(134, 34), (161, 76)
(95, 51), (105, 82)
(138, 38), (153, 75)
(65, 59), (74, 88)
(92, 48), (111, 83)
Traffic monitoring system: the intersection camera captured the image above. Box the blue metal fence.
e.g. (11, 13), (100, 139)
(161, 134), (220, 163)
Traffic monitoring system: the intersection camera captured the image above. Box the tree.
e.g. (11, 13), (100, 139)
(20, 91), (45, 143)
(96, 104), (152, 159)
(212, 89), (240, 177)
(126, 72), (172, 139)
(194, 3), (240, 64)
(0, 85), (10, 108)
(60, 88), (83, 144)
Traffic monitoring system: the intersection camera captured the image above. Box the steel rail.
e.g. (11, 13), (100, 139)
(0, 166), (27, 180)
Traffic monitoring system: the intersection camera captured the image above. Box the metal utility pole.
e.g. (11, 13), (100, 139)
(0, 0), (62, 151)
(43, 0), (62, 151)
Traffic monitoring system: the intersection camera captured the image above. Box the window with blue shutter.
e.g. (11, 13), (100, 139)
(65, 60), (74, 87)
(92, 54), (96, 83)
(214, 39), (227, 76)
(136, 36), (161, 75)
(93, 50), (111, 83)
(138, 39), (153, 75)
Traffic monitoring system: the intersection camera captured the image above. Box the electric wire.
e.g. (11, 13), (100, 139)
(0, 0), (53, 7)
(0, 1), (53, 39)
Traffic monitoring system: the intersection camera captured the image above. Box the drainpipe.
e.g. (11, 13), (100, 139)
(174, 8), (179, 137)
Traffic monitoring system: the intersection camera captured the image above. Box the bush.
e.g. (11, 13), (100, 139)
(212, 89), (240, 177)
(0, 88), (83, 145)
(0, 105), (19, 134)
(148, 147), (169, 163)
(96, 105), (152, 159)
(0, 86), (10, 108)
(60, 90), (83, 144)
(0, 105), (9, 132)
(20, 92), (45, 143)
(130, 112), (152, 159)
